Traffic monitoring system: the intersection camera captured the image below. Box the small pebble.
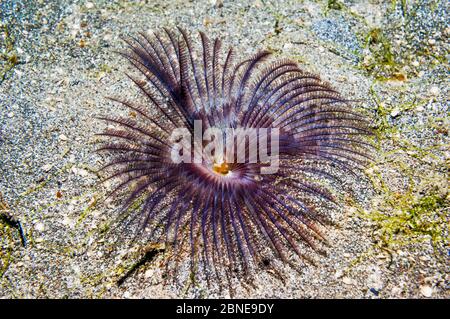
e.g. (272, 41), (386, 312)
(72, 265), (81, 274)
(420, 285), (433, 297)
(334, 269), (344, 279)
(390, 108), (401, 118)
(283, 42), (293, 50)
(72, 167), (89, 177)
(68, 155), (76, 163)
(144, 269), (154, 279)
(62, 216), (73, 227)
(342, 277), (354, 285)
(203, 17), (213, 26)
(415, 105), (424, 112)
(42, 164), (53, 172)
(391, 287), (402, 296)
(429, 86), (440, 96)
(445, 27), (450, 36)
(254, 0), (263, 8)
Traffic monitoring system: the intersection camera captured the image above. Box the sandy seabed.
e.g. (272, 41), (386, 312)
(0, 0), (448, 298)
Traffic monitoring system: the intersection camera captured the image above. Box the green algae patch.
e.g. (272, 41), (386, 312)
(326, 0), (345, 11)
(361, 188), (448, 250)
(0, 24), (20, 84)
(348, 77), (449, 268)
(347, 160), (448, 270)
(0, 224), (14, 279)
(0, 195), (18, 279)
(359, 27), (403, 81)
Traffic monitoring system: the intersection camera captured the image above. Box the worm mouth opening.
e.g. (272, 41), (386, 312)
(212, 161), (231, 176)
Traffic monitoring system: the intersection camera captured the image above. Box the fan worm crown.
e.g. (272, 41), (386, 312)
(97, 28), (372, 283)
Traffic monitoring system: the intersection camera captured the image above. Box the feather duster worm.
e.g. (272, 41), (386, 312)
(96, 28), (371, 285)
